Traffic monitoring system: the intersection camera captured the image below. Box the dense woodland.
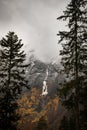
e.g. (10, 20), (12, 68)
(0, 0), (87, 130)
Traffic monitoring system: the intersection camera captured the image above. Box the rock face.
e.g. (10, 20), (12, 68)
(26, 58), (65, 96)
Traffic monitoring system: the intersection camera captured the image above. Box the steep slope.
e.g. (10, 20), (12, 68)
(26, 58), (64, 96)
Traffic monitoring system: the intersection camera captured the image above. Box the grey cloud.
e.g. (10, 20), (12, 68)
(0, 0), (69, 62)
(0, 0), (12, 23)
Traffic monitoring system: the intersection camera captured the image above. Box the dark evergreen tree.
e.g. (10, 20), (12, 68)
(69, 116), (76, 130)
(57, 0), (87, 130)
(79, 84), (87, 130)
(0, 32), (28, 130)
(59, 115), (76, 130)
(59, 116), (69, 130)
(36, 116), (48, 130)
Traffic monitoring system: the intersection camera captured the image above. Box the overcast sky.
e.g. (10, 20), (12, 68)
(0, 0), (69, 63)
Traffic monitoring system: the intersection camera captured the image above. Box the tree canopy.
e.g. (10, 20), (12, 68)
(0, 32), (28, 130)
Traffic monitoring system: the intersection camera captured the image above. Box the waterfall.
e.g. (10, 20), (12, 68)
(41, 68), (48, 96)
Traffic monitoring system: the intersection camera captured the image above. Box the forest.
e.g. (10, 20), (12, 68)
(0, 0), (87, 130)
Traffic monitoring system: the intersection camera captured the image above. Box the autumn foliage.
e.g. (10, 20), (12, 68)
(17, 87), (60, 130)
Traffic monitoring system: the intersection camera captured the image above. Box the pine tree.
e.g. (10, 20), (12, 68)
(59, 115), (76, 130)
(79, 84), (87, 130)
(59, 116), (69, 130)
(0, 32), (28, 130)
(57, 0), (87, 130)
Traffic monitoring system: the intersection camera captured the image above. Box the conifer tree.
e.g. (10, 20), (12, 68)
(57, 0), (87, 130)
(0, 32), (28, 130)
(59, 116), (69, 130)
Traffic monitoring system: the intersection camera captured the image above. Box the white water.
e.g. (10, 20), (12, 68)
(41, 69), (48, 96)
(41, 80), (48, 96)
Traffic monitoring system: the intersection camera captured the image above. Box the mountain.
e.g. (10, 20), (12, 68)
(17, 58), (66, 130)
(26, 57), (65, 96)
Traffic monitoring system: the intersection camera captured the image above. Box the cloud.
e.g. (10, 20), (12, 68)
(0, 0), (69, 62)
(0, 0), (12, 23)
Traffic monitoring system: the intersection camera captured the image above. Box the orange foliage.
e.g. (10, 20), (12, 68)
(17, 87), (60, 130)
